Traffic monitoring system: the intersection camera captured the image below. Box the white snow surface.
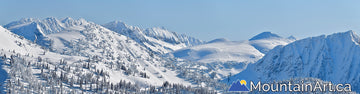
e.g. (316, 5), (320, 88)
(249, 38), (294, 53)
(2, 18), (197, 89)
(229, 31), (360, 92)
(0, 26), (42, 55)
(172, 32), (295, 64)
(170, 32), (294, 79)
(102, 21), (204, 54)
(172, 40), (264, 63)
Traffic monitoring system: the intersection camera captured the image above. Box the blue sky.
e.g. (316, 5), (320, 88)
(1, 0), (360, 41)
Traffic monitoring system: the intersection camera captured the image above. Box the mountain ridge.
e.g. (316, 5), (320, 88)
(102, 21), (204, 54)
(228, 31), (360, 92)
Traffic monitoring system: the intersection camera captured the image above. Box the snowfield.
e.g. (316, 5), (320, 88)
(173, 40), (264, 63)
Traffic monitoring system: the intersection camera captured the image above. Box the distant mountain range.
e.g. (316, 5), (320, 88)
(170, 31), (295, 79)
(1, 17), (206, 93)
(172, 32), (295, 63)
(1, 17), (359, 93)
(102, 21), (204, 54)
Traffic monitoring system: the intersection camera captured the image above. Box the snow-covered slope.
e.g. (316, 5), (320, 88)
(172, 40), (263, 64)
(0, 17), (226, 93)
(249, 32), (295, 53)
(172, 32), (294, 64)
(229, 31), (360, 92)
(143, 27), (203, 46)
(171, 32), (294, 79)
(171, 40), (263, 79)
(0, 26), (42, 55)
(103, 21), (204, 54)
(3, 17), (196, 88)
(207, 38), (229, 44)
(0, 25), (86, 62)
(4, 17), (90, 47)
(0, 25), (89, 93)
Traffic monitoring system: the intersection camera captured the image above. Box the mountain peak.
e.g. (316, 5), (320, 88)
(342, 30), (357, 38)
(287, 35), (296, 40)
(147, 27), (168, 31)
(102, 21), (131, 33)
(61, 17), (74, 22)
(109, 21), (127, 27)
(144, 27), (176, 37)
(4, 17), (94, 43)
(328, 30), (360, 44)
(44, 17), (57, 20)
(4, 18), (39, 29)
(345, 30), (356, 36)
(61, 17), (90, 26)
(329, 30), (356, 37)
(249, 31), (282, 41)
(20, 18), (38, 22)
(43, 17), (61, 25)
(207, 38), (229, 43)
(231, 30), (360, 91)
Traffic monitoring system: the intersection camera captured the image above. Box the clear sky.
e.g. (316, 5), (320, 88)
(1, 0), (360, 41)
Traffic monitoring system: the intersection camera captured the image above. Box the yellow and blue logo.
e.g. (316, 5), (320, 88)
(228, 80), (250, 92)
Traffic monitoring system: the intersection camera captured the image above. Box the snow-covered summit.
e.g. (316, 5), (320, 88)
(249, 31), (282, 41)
(60, 17), (89, 27)
(4, 17), (92, 45)
(103, 21), (204, 54)
(249, 32), (296, 53)
(102, 21), (139, 33)
(172, 31), (295, 63)
(5, 17), (91, 34)
(144, 27), (204, 46)
(207, 38), (229, 43)
(287, 35), (297, 40)
(335, 30), (360, 44)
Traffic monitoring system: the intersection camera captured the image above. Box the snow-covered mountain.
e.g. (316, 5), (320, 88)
(171, 32), (295, 79)
(249, 31), (282, 41)
(143, 27), (203, 46)
(4, 17), (90, 47)
(229, 31), (360, 92)
(172, 39), (263, 64)
(249, 32), (295, 53)
(5, 18), (152, 57)
(1, 17), (223, 93)
(0, 26), (44, 55)
(3, 17), (359, 93)
(2, 17), (204, 90)
(172, 32), (295, 64)
(0, 25), (91, 93)
(206, 38), (229, 44)
(102, 21), (204, 54)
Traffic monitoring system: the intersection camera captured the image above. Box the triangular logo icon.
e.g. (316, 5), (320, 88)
(228, 80), (250, 92)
